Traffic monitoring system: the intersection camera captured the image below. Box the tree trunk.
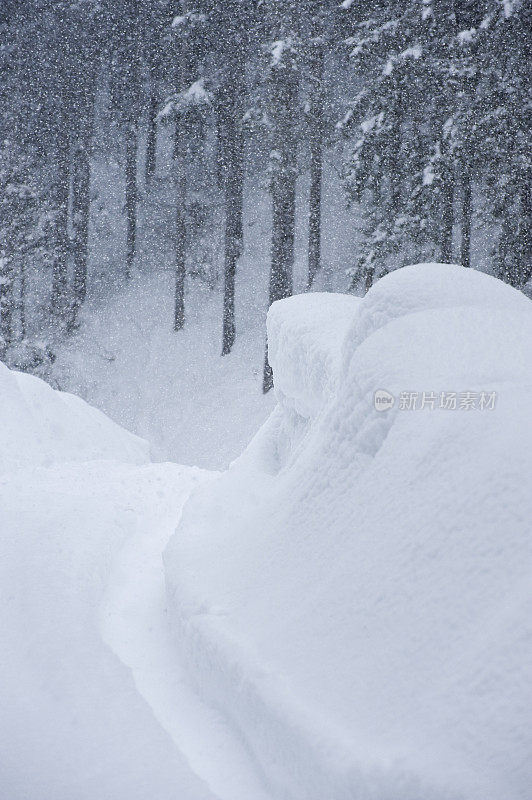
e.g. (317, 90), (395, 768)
(70, 115), (93, 327)
(388, 82), (402, 220)
(50, 116), (70, 319)
(460, 162), (472, 269)
(497, 205), (511, 284)
(174, 210), (186, 330)
(440, 157), (454, 263)
(364, 264), (375, 294)
(263, 62), (298, 393)
(215, 99), (227, 190)
(221, 66), (244, 356)
(307, 41), (324, 290)
(125, 122), (138, 280)
(0, 256), (14, 358)
(145, 92), (158, 189)
(174, 112), (187, 331)
(18, 257), (26, 340)
(517, 169), (532, 286)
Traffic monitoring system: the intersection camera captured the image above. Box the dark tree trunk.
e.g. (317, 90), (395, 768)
(18, 258), (26, 340)
(517, 169), (532, 286)
(496, 169), (531, 288)
(497, 201), (511, 284)
(440, 158), (454, 263)
(174, 209), (186, 330)
(364, 264), (375, 294)
(307, 42), (324, 290)
(68, 61), (97, 331)
(174, 112), (187, 331)
(125, 122), (138, 280)
(263, 62), (298, 393)
(0, 257), (14, 357)
(221, 66), (244, 356)
(460, 162), (472, 269)
(145, 92), (158, 189)
(215, 98), (227, 191)
(70, 141), (91, 323)
(50, 110), (70, 320)
(388, 82), (402, 219)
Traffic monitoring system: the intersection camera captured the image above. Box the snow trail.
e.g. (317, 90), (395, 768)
(100, 464), (272, 800)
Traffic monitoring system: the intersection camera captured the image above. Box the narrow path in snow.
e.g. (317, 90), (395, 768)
(100, 465), (271, 800)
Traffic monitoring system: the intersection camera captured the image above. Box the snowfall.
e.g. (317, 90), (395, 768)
(1, 263), (531, 800)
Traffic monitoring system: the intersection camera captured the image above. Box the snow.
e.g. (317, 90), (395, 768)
(165, 263), (532, 800)
(185, 78), (211, 104)
(266, 292), (360, 419)
(52, 271), (274, 470)
(3, 261), (530, 799)
(401, 45), (422, 59)
(457, 28), (476, 44)
(270, 38), (295, 67)
(0, 361), (272, 799)
(171, 12), (206, 28)
(501, 0), (518, 18)
(0, 460), (216, 800)
(50, 122), (359, 471)
(0, 359), (149, 472)
(423, 162), (435, 185)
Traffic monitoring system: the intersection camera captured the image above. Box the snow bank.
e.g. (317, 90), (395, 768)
(0, 461), (215, 800)
(0, 357), (270, 799)
(266, 292), (360, 419)
(165, 264), (532, 800)
(0, 360), (149, 471)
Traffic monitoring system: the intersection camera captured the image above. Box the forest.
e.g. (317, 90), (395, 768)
(1, 3), (532, 799)
(0, 0), (530, 392)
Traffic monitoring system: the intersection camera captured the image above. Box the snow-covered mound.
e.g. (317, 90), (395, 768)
(0, 355), (273, 799)
(165, 264), (532, 800)
(266, 292), (361, 419)
(0, 461), (216, 800)
(0, 360), (149, 471)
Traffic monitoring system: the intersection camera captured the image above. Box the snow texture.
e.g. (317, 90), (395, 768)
(165, 263), (532, 800)
(0, 460), (218, 800)
(0, 363), (269, 800)
(266, 292), (360, 419)
(0, 360), (149, 472)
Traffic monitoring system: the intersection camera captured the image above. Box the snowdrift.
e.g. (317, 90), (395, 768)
(0, 358), (215, 799)
(0, 360), (149, 471)
(165, 264), (532, 800)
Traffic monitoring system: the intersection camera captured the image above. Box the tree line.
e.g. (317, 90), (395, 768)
(0, 0), (530, 390)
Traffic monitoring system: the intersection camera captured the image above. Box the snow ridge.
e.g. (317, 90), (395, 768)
(165, 264), (532, 800)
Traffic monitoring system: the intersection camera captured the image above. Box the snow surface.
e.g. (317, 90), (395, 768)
(165, 263), (532, 800)
(52, 271), (274, 470)
(0, 359), (149, 472)
(266, 292), (360, 419)
(3, 262), (531, 800)
(0, 363), (271, 800)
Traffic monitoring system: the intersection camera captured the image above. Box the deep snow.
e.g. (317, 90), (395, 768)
(0, 359), (149, 472)
(51, 270), (275, 470)
(0, 363), (271, 800)
(165, 263), (532, 800)
(2, 262), (531, 800)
